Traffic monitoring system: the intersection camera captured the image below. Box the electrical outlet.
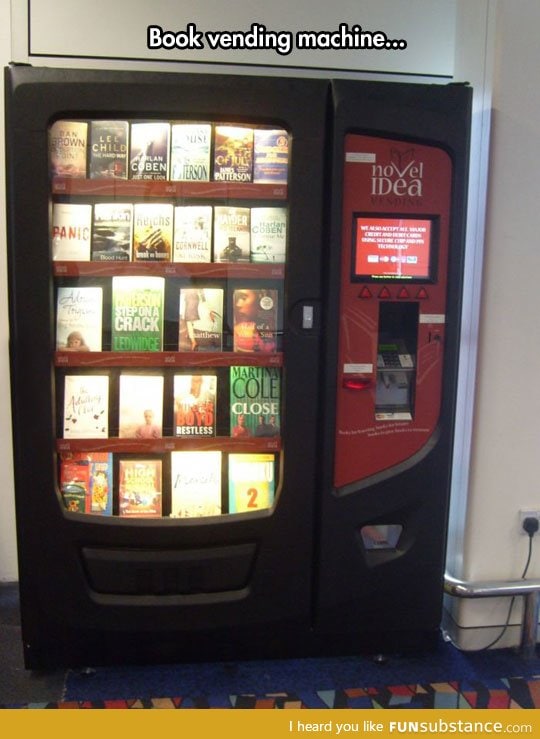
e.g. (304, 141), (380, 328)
(519, 510), (540, 535)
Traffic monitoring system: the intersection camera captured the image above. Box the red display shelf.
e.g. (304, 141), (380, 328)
(53, 260), (285, 279)
(52, 177), (287, 201)
(56, 436), (281, 455)
(55, 351), (283, 368)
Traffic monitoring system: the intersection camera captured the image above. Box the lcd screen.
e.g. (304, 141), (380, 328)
(352, 214), (438, 282)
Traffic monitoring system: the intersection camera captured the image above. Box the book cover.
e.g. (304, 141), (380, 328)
(59, 455), (89, 513)
(63, 375), (109, 438)
(56, 286), (103, 352)
(89, 120), (129, 179)
(228, 453), (275, 514)
(213, 125), (253, 183)
(178, 288), (223, 352)
(51, 203), (92, 261)
(232, 288), (278, 353)
(230, 366), (281, 438)
(60, 452), (113, 515)
(111, 276), (165, 352)
(49, 120), (88, 179)
(91, 203), (133, 261)
(250, 207), (288, 263)
(170, 451), (222, 518)
(118, 459), (162, 517)
(129, 122), (170, 180)
(173, 205), (212, 263)
(213, 206), (250, 263)
(170, 123), (211, 181)
(174, 374), (216, 437)
(253, 128), (289, 185)
(119, 374), (164, 439)
(133, 203), (173, 262)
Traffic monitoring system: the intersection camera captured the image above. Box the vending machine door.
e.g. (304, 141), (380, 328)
(316, 80), (471, 653)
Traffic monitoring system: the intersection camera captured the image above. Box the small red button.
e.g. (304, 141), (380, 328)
(378, 287), (391, 299)
(397, 287), (410, 299)
(416, 288), (429, 299)
(359, 286), (372, 299)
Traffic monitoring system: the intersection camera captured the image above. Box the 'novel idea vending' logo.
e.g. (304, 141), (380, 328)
(371, 148), (424, 205)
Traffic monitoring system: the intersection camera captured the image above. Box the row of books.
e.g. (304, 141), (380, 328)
(52, 203), (287, 264)
(60, 451), (275, 517)
(62, 368), (280, 440)
(57, 282), (279, 354)
(49, 120), (289, 184)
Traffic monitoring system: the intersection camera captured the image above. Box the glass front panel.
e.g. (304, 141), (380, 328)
(50, 119), (289, 520)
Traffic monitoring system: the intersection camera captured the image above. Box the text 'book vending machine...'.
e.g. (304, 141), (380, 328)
(5, 66), (471, 668)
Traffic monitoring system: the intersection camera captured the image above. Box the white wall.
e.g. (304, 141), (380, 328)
(445, 0), (540, 648)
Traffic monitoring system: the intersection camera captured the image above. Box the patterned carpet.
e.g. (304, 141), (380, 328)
(5, 675), (540, 709)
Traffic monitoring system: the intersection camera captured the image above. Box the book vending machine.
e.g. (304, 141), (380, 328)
(5, 66), (471, 668)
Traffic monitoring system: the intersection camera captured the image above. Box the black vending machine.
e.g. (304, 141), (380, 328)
(5, 65), (471, 668)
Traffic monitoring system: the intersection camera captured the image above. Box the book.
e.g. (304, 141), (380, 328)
(173, 205), (212, 262)
(232, 288), (278, 353)
(118, 459), (162, 517)
(250, 207), (287, 263)
(213, 206), (250, 263)
(56, 286), (103, 352)
(63, 375), (109, 438)
(49, 120), (88, 178)
(91, 203), (133, 261)
(228, 453), (275, 514)
(119, 374), (164, 439)
(129, 122), (170, 180)
(111, 276), (165, 352)
(178, 287), (223, 352)
(174, 374), (216, 437)
(133, 203), (173, 262)
(51, 203), (92, 261)
(60, 452), (113, 515)
(213, 125), (253, 183)
(89, 120), (129, 179)
(59, 455), (89, 513)
(253, 128), (289, 184)
(170, 451), (222, 518)
(170, 123), (211, 181)
(230, 366), (281, 438)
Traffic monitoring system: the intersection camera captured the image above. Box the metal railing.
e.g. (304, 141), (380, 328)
(444, 573), (540, 659)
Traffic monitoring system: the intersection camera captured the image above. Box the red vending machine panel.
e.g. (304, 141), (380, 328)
(334, 135), (452, 492)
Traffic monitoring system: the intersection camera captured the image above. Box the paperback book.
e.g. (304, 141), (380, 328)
(129, 121), (170, 180)
(232, 288), (278, 353)
(253, 128), (289, 185)
(118, 459), (162, 517)
(111, 276), (165, 352)
(173, 205), (212, 262)
(119, 374), (164, 439)
(213, 206), (250, 263)
(89, 120), (129, 179)
(170, 123), (211, 181)
(91, 203), (133, 261)
(63, 374), (109, 438)
(51, 203), (92, 261)
(230, 366), (280, 438)
(49, 120), (88, 178)
(250, 207), (287, 263)
(213, 125), (253, 183)
(60, 452), (113, 515)
(228, 453), (275, 514)
(56, 286), (103, 352)
(133, 203), (173, 262)
(178, 287), (223, 352)
(170, 451), (222, 518)
(174, 374), (216, 437)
